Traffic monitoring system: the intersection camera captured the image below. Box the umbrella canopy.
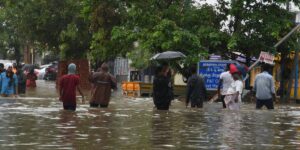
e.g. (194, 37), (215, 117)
(150, 51), (186, 60)
(229, 63), (248, 77)
(22, 64), (35, 71)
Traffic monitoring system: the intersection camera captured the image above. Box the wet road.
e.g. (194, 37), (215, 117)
(0, 81), (299, 149)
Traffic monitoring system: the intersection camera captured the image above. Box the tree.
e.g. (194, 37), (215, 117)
(217, 0), (300, 97)
(82, 0), (127, 65)
(111, 0), (225, 69)
(217, 0), (300, 62)
(0, 0), (91, 62)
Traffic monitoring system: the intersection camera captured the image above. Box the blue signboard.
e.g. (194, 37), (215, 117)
(198, 60), (235, 90)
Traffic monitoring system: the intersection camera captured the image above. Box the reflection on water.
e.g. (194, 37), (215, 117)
(0, 81), (299, 149)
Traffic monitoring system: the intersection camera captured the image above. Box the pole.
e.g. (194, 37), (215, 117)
(274, 24), (300, 48)
(294, 48), (299, 99)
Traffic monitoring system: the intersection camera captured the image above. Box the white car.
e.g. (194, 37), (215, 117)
(36, 64), (51, 80)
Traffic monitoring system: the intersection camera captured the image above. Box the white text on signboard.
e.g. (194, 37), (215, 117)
(259, 51), (274, 64)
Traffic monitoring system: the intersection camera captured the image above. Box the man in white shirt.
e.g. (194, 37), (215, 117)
(218, 64), (234, 108)
(224, 73), (243, 110)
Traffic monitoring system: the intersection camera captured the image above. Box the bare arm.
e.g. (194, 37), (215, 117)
(217, 79), (223, 97)
(59, 86), (63, 101)
(110, 74), (117, 90)
(77, 86), (85, 103)
(271, 78), (276, 102)
(59, 79), (63, 101)
(186, 79), (192, 107)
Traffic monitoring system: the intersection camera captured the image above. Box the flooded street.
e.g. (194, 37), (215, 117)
(0, 81), (299, 149)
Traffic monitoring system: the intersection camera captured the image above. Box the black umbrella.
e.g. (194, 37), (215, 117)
(150, 51), (186, 60)
(22, 64), (34, 71)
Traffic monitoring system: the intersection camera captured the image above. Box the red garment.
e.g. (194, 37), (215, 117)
(26, 74), (37, 87)
(59, 74), (80, 106)
(229, 64), (239, 74)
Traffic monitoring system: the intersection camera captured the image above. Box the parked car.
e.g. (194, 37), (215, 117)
(43, 62), (58, 81)
(37, 64), (51, 80)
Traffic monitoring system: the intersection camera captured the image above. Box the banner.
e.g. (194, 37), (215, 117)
(259, 51), (274, 64)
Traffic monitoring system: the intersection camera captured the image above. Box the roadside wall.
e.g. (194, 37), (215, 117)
(56, 59), (91, 90)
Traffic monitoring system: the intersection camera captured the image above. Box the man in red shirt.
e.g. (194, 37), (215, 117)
(59, 63), (84, 111)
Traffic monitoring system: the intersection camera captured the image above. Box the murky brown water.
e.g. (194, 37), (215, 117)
(0, 81), (299, 149)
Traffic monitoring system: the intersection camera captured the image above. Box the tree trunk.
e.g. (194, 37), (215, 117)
(15, 47), (20, 65)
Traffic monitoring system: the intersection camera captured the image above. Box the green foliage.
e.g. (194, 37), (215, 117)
(110, 0), (225, 69)
(218, 0), (300, 59)
(0, 0), (300, 69)
(0, 0), (91, 61)
(83, 0), (127, 64)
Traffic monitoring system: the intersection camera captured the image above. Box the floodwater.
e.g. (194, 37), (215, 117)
(0, 81), (299, 149)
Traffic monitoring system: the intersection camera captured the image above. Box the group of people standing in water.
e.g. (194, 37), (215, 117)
(59, 61), (276, 111)
(152, 63), (207, 110)
(152, 62), (275, 111)
(59, 63), (117, 111)
(0, 63), (37, 97)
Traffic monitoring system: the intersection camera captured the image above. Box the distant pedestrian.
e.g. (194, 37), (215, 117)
(59, 63), (85, 111)
(0, 63), (5, 92)
(12, 63), (17, 74)
(0, 64), (18, 97)
(16, 65), (26, 94)
(224, 72), (243, 110)
(217, 64), (234, 108)
(26, 69), (37, 88)
(253, 63), (276, 109)
(153, 64), (173, 110)
(0, 63), (6, 73)
(186, 65), (207, 108)
(89, 63), (117, 108)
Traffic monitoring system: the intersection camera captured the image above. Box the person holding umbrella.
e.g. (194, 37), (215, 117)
(152, 63), (174, 110)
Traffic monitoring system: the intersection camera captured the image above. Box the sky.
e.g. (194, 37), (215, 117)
(196, 0), (299, 11)
(197, 0), (217, 5)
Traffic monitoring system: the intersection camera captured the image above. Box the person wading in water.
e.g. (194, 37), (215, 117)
(59, 63), (85, 111)
(152, 64), (174, 110)
(89, 63), (117, 108)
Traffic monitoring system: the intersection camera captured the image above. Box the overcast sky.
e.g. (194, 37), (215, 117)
(196, 0), (299, 11)
(197, 0), (217, 5)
